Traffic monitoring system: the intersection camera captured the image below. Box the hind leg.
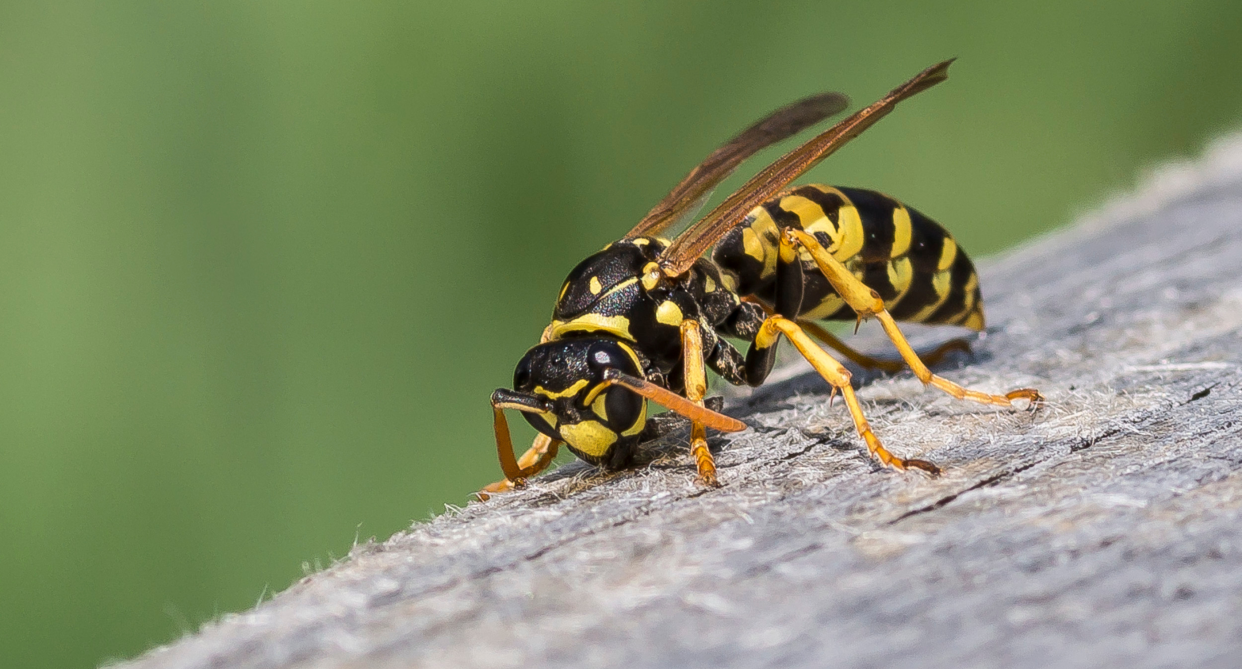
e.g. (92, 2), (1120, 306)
(785, 228), (1041, 409)
(680, 320), (720, 487)
(743, 296), (973, 373)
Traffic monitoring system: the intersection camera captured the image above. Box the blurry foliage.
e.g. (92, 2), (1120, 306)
(1, 1), (1240, 667)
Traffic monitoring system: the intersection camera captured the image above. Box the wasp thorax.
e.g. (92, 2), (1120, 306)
(512, 337), (648, 467)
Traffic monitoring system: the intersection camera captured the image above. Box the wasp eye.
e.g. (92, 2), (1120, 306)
(513, 355), (534, 389)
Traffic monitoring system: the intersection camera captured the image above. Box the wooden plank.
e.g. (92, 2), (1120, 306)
(117, 135), (1242, 669)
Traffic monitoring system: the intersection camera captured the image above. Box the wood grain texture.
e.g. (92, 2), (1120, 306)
(115, 136), (1242, 669)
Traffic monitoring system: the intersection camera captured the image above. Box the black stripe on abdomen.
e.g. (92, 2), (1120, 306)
(925, 252), (976, 325)
(835, 187), (898, 262)
(903, 205), (948, 274)
(887, 265), (939, 321)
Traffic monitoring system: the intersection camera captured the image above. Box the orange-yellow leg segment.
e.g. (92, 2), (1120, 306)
(785, 229), (1041, 409)
(756, 316), (939, 474)
(681, 320), (720, 487)
(742, 295), (973, 373)
(477, 414), (561, 500)
(798, 320), (973, 373)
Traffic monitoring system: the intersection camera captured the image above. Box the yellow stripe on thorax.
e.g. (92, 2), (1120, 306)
(549, 314), (634, 341)
(550, 277), (640, 341)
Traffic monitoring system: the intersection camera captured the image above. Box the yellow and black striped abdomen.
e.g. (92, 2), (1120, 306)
(711, 184), (985, 330)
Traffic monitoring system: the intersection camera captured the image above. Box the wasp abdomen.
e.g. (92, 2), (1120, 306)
(712, 184), (984, 330)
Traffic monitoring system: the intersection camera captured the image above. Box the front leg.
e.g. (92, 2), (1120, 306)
(680, 320), (720, 487)
(477, 431), (561, 501)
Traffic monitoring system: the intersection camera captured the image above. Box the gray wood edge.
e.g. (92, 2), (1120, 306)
(115, 134), (1242, 669)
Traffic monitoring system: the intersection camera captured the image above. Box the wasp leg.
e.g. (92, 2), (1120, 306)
(741, 295), (968, 372)
(798, 320), (973, 373)
(751, 315), (939, 474)
(477, 433), (560, 500)
(681, 320), (721, 487)
(785, 228), (1041, 409)
(480, 392), (564, 501)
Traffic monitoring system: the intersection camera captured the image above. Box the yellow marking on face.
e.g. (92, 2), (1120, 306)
(614, 340), (643, 374)
(886, 257), (914, 307)
(621, 400), (647, 436)
(910, 269), (953, 322)
(704, 275), (716, 293)
(533, 378), (590, 400)
(891, 205), (912, 257)
(589, 276), (602, 295)
(549, 314), (634, 341)
(656, 300), (684, 327)
(938, 235), (958, 271)
(558, 420), (618, 457)
(590, 392), (609, 421)
(539, 411), (558, 428)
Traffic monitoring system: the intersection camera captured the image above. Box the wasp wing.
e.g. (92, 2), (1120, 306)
(658, 59), (954, 276)
(625, 91), (849, 239)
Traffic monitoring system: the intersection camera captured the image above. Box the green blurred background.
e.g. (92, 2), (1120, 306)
(2, 1), (1241, 667)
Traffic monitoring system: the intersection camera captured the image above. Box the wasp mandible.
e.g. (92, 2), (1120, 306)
(484, 60), (1040, 496)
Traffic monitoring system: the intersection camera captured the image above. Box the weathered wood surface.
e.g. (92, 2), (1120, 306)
(118, 137), (1242, 669)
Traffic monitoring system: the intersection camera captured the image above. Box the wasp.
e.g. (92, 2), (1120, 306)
(484, 60), (1040, 496)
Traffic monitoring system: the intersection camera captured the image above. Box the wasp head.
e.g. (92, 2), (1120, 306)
(496, 338), (648, 468)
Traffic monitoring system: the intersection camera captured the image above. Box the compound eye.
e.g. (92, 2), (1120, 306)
(513, 353), (534, 390)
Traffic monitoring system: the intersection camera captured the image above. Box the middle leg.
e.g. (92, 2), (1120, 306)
(750, 315), (939, 473)
(681, 319), (720, 487)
